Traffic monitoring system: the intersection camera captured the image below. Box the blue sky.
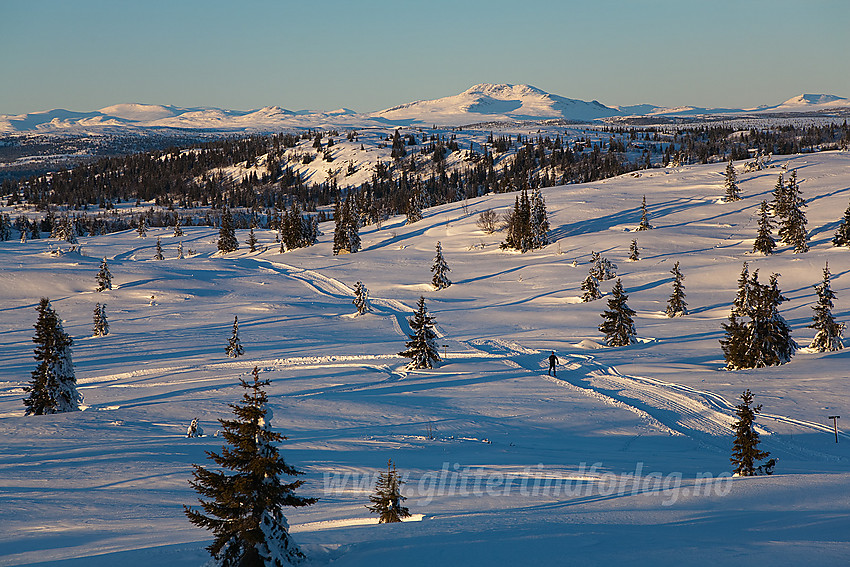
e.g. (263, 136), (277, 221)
(3, 0), (848, 115)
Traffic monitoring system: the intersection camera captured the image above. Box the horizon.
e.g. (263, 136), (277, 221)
(3, 0), (849, 115)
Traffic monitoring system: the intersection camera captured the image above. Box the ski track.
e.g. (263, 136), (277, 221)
(8, 253), (842, 460)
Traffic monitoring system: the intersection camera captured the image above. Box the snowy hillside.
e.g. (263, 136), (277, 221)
(2, 151), (850, 565)
(3, 85), (849, 135)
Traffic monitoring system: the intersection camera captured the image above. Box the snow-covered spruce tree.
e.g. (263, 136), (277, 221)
(808, 262), (845, 352)
(777, 169), (808, 253)
(832, 200), (850, 247)
(530, 187), (550, 249)
(431, 241), (451, 290)
(771, 172), (787, 219)
(92, 303), (109, 337)
(346, 194), (361, 254)
(636, 195), (653, 231)
(185, 367), (316, 567)
(730, 389), (770, 477)
(399, 296), (441, 369)
(628, 239), (640, 261)
(22, 298), (82, 415)
(666, 261), (688, 317)
(177, 241), (184, 259)
(752, 200), (776, 255)
(95, 258), (112, 291)
(724, 160), (741, 202)
(218, 207), (239, 253)
(225, 316), (244, 358)
(173, 216), (184, 237)
(137, 215), (147, 237)
(353, 281), (371, 315)
(154, 237), (164, 260)
(406, 185), (424, 225)
(247, 225), (258, 252)
(501, 190), (533, 252)
(599, 279), (637, 347)
(589, 251), (617, 281)
(366, 459), (411, 524)
(722, 268), (796, 369)
(581, 272), (601, 302)
(332, 195), (347, 255)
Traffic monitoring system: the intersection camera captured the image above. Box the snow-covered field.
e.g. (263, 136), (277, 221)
(2, 152), (850, 566)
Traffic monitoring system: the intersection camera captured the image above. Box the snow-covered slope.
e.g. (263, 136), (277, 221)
(371, 83), (620, 124)
(2, 151), (850, 565)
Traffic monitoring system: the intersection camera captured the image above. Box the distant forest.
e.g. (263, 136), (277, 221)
(2, 121), (848, 237)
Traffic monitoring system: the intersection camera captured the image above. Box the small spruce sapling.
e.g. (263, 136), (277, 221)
(247, 225), (258, 252)
(154, 237), (164, 260)
(628, 239), (640, 261)
(753, 200), (776, 255)
(724, 160), (741, 202)
(666, 261), (688, 317)
(730, 389), (770, 476)
(832, 200), (850, 247)
(366, 459), (411, 523)
(92, 303), (109, 337)
(581, 272), (601, 302)
(636, 195), (653, 231)
(225, 316), (244, 358)
(353, 281), (371, 315)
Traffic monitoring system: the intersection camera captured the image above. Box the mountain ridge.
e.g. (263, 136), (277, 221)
(2, 85), (848, 134)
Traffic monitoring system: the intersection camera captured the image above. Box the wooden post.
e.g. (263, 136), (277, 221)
(828, 416), (840, 443)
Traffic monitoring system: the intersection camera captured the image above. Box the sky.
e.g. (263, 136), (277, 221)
(2, 0), (849, 115)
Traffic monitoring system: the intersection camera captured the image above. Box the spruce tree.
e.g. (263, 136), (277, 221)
(399, 296), (441, 369)
(406, 186), (424, 225)
(581, 272), (601, 302)
(332, 195), (347, 255)
(431, 241), (451, 290)
(771, 172), (787, 218)
(808, 262), (845, 352)
(724, 160), (741, 202)
(353, 281), (371, 315)
(247, 226), (258, 252)
(185, 367), (316, 567)
(22, 298), (82, 415)
(589, 251), (617, 281)
(722, 268), (796, 369)
(218, 208), (239, 253)
(777, 169), (808, 253)
(666, 261), (688, 317)
(155, 237), (164, 260)
(628, 239), (640, 261)
(225, 316), (244, 358)
(501, 190), (532, 252)
(752, 200), (776, 255)
(92, 303), (109, 337)
(177, 241), (184, 259)
(173, 216), (184, 237)
(96, 258), (112, 291)
(832, 200), (850, 247)
(599, 279), (637, 347)
(530, 187), (550, 249)
(366, 459), (411, 523)
(730, 389), (770, 476)
(636, 195), (653, 231)
(346, 195), (361, 254)
(137, 216), (147, 237)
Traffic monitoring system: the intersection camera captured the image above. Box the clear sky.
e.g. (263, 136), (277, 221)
(3, 0), (848, 115)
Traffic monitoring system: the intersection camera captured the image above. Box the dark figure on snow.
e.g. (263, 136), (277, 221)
(548, 351), (559, 376)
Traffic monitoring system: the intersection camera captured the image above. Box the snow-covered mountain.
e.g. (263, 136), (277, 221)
(370, 83), (621, 124)
(2, 85), (848, 134)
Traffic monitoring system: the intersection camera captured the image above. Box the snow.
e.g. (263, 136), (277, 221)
(2, 152), (850, 565)
(3, 85), (848, 134)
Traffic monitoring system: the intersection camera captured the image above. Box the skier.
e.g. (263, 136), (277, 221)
(547, 351), (559, 376)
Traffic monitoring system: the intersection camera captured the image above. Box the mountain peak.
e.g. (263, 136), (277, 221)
(462, 83), (548, 98)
